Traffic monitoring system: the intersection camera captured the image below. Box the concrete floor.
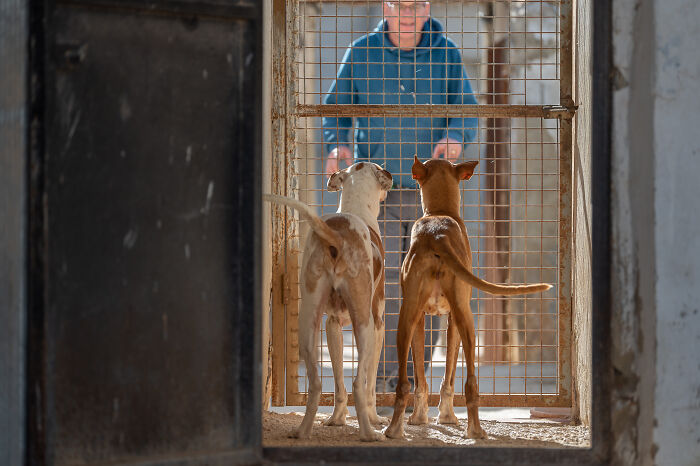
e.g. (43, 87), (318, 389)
(269, 332), (579, 448)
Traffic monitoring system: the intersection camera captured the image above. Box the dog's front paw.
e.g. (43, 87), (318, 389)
(408, 411), (429, 425)
(383, 422), (405, 439)
(289, 429), (311, 440)
(323, 415), (347, 426)
(360, 430), (386, 442)
(368, 414), (390, 425)
(438, 412), (459, 425)
(465, 425), (487, 440)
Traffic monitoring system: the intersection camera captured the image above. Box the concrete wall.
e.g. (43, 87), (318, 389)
(573, 0), (592, 426)
(612, 0), (700, 464)
(651, 1), (700, 465)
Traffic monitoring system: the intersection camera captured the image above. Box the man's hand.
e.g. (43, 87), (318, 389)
(432, 137), (463, 161)
(325, 146), (353, 176)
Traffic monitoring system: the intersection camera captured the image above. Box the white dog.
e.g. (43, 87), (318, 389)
(264, 162), (392, 441)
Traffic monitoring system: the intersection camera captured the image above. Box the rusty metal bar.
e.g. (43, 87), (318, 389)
(557, 0), (574, 406)
(284, 0), (303, 406)
(270, 0), (287, 407)
(298, 394), (571, 408)
(296, 104), (572, 119)
(481, 1), (510, 364)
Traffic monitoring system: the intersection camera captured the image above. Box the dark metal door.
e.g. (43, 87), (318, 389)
(28, 1), (262, 463)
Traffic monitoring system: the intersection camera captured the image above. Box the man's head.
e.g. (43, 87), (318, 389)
(383, 0), (430, 50)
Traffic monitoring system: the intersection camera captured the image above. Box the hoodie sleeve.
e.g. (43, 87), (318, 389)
(323, 46), (355, 156)
(443, 48), (478, 145)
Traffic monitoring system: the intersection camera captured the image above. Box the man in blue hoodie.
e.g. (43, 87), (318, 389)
(323, 0), (479, 394)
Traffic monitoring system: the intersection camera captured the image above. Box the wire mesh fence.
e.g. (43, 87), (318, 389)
(272, 0), (572, 407)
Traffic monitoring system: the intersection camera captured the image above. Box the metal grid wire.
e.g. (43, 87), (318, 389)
(274, 0), (571, 407)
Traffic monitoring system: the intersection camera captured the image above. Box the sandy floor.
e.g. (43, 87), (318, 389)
(263, 411), (590, 448)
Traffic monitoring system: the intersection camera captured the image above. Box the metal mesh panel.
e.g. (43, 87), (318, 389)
(273, 0), (572, 407)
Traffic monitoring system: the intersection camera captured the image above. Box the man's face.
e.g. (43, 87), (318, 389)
(383, 1), (430, 50)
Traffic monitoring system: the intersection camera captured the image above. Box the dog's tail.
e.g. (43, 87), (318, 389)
(263, 194), (342, 251)
(435, 241), (552, 296)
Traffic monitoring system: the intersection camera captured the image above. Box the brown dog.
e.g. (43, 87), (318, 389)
(384, 156), (552, 440)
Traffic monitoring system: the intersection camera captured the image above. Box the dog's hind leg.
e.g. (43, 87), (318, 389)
(385, 269), (431, 439)
(438, 313), (460, 425)
(290, 282), (326, 440)
(449, 287), (487, 440)
(408, 314), (429, 425)
(366, 317), (386, 425)
(352, 320), (384, 441)
(339, 276), (384, 441)
(324, 315), (349, 426)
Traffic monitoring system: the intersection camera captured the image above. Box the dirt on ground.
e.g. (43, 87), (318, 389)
(263, 411), (591, 448)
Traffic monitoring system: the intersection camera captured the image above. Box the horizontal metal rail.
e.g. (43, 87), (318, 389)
(288, 393), (570, 408)
(295, 104), (575, 119)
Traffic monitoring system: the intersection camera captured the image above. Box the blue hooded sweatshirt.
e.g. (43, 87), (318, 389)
(323, 18), (478, 188)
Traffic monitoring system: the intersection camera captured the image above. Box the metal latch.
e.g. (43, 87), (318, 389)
(543, 104), (578, 120)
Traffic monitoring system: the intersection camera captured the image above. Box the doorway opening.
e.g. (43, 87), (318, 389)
(264, 0), (591, 449)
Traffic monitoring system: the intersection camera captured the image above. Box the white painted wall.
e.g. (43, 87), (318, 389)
(613, 1), (700, 464)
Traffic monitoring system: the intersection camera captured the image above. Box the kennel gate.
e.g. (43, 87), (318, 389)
(270, 0), (575, 408)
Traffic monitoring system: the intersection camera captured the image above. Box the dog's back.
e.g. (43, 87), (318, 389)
(264, 161), (392, 442)
(407, 157), (551, 296)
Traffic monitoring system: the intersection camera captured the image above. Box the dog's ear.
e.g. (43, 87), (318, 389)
(455, 160), (479, 180)
(373, 165), (393, 191)
(412, 155), (427, 181)
(327, 170), (348, 192)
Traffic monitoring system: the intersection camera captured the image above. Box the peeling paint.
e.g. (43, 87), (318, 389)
(202, 181), (214, 214)
(123, 228), (138, 249)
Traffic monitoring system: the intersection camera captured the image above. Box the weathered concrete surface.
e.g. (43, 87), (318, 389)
(573, 0), (592, 427)
(612, 1), (700, 465)
(611, 0), (657, 464)
(652, 1), (700, 465)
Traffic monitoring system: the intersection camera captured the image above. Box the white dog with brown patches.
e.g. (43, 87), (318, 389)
(264, 162), (392, 442)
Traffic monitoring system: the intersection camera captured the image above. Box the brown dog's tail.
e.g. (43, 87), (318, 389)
(435, 241), (552, 296)
(263, 194), (342, 251)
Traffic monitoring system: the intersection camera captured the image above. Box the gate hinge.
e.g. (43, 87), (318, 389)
(543, 104), (578, 120)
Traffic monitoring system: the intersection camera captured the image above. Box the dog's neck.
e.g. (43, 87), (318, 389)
(338, 189), (381, 235)
(420, 183), (462, 220)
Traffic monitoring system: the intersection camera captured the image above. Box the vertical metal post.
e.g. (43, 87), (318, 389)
(270, 0), (288, 406)
(284, 0), (303, 406)
(558, 0), (574, 404)
(482, 1), (511, 363)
